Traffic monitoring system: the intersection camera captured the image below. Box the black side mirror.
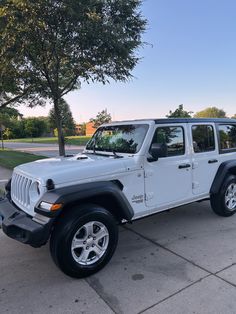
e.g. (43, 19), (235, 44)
(148, 143), (168, 162)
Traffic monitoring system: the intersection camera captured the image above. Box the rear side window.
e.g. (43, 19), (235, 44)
(219, 125), (236, 151)
(152, 126), (185, 157)
(192, 125), (215, 153)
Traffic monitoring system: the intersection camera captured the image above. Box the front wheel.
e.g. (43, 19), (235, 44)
(211, 175), (236, 217)
(50, 204), (119, 278)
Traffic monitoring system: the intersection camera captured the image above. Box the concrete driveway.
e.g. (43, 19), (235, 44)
(0, 167), (12, 191)
(1, 197), (236, 313)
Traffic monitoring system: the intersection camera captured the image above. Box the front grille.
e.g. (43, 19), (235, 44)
(11, 173), (32, 208)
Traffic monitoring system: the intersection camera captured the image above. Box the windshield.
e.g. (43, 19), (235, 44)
(86, 124), (149, 154)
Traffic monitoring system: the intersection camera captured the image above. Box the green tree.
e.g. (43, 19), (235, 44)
(90, 109), (112, 129)
(232, 114), (236, 119)
(194, 107), (226, 118)
(0, 61), (43, 109)
(24, 117), (49, 139)
(0, 113), (11, 134)
(0, 113), (11, 130)
(0, 0), (146, 155)
(166, 105), (193, 118)
(0, 107), (21, 118)
(0, 10), (44, 110)
(3, 128), (12, 140)
(0, 106), (21, 132)
(80, 123), (86, 136)
(11, 120), (26, 139)
(49, 99), (76, 136)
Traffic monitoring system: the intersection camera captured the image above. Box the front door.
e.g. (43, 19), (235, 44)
(144, 124), (192, 208)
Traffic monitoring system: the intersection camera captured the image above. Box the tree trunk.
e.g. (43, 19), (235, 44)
(53, 98), (65, 156)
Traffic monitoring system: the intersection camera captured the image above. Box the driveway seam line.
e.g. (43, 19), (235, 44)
(126, 226), (236, 310)
(126, 226), (236, 288)
(215, 263), (236, 275)
(125, 226), (213, 275)
(214, 273), (236, 289)
(85, 278), (116, 314)
(137, 274), (212, 314)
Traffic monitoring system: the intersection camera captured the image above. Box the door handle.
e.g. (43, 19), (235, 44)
(208, 159), (218, 164)
(178, 163), (191, 169)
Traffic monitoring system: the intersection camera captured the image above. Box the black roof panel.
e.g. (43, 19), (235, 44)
(154, 118), (236, 124)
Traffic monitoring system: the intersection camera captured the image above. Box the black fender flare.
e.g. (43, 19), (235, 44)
(210, 160), (236, 195)
(35, 181), (134, 222)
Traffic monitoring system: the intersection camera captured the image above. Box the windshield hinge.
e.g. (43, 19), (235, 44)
(145, 192), (154, 201)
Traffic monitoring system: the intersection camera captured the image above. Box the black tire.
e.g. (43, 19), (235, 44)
(50, 204), (118, 278)
(211, 175), (236, 217)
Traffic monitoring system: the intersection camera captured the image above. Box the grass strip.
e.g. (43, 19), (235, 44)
(0, 149), (47, 170)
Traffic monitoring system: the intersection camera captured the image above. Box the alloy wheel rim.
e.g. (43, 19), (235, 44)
(225, 183), (236, 211)
(71, 221), (109, 265)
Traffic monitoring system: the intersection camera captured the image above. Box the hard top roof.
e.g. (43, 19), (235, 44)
(111, 118), (236, 124)
(154, 118), (236, 124)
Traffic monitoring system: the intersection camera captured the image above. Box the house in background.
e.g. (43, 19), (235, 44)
(75, 122), (96, 136)
(86, 122), (96, 136)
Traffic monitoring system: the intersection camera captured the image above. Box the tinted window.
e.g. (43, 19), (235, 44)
(152, 126), (185, 157)
(219, 125), (236, 151)
(86, 124), (149, 154)
(192, 125), (215, 153)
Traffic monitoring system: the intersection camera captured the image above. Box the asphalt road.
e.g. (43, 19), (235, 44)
(3, 142), (85, 157)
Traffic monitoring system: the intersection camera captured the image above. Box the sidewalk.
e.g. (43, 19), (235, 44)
(0, 166), (12, 191)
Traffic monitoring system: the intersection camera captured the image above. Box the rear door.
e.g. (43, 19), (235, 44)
(189, 123), (219, 195)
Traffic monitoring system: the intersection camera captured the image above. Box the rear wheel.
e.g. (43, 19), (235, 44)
(211, 175), (236, 217)
(50, 204), (118, 278)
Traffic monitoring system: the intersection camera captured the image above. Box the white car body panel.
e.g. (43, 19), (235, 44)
(10, 119), (236, 221)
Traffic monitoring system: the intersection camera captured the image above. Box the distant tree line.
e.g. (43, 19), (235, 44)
(0, 114), (50, 139)
(1, 103), (235, 140)
(166, 105), (236, 119)
(0, 104), (113, 140)
(0, 99), (76, 139)
(90, 109), (112, 129)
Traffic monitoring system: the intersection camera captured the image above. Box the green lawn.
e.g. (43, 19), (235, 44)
(0, 149), (47, 169)
(5, 136), (91, 146)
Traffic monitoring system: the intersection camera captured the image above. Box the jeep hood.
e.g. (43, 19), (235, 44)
(14, 153), (129, 186)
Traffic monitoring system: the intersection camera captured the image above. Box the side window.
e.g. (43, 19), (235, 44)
(152, 126), (185, 157)
(219, 124), (236, 151)
(192, 125), (215, 153)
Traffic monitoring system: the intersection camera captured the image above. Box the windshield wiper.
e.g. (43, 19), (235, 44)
(86, 152), (112, 158)
(112, 150), (123, 159)
(86, 149), (123, 158)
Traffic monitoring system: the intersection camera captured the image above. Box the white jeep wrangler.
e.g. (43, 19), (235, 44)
(1, 118), (236, 278)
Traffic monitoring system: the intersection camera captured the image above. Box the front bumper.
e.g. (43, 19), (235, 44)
(0, 198), (53, 248)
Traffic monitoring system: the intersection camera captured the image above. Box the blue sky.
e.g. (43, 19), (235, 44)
(20, 0), (236, 122)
